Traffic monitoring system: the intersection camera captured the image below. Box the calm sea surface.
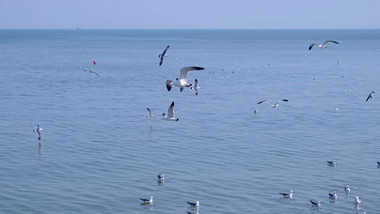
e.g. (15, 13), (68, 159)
(0, 30), (380, 213)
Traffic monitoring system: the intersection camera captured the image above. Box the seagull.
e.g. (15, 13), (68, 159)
(309, 40), (339, 50)
(187, 201), (200, 208)
(146, 108), (154, 118)
(257, 99), (288, 108)
(279, 190), (293, 199)
(345, 186), (351, 194)
(377, 161), (380, 165)
(310, 200), (321, 207)
(187, 212), (199, 214)
(157, 172), (164, 182)
(83, 69), (101, 78)
(327, 160), (337, 166)
(365, 90), (376, 102)
(159, 45), (169, 66)
(33, 124), (43, 140)
(329, 191), (337, 200)
(355, 196), (361, 204)
(166, 66), (204, 92)
(162, 101), (179, 121)
(190, 79), (199, 95)
(139, 196), (153, 205)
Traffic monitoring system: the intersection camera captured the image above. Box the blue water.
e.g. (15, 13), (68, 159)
(1, 30), (380, 213)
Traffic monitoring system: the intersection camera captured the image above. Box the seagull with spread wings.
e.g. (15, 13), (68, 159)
(309, 40), (339, 50)
(166, 66), (204, 92)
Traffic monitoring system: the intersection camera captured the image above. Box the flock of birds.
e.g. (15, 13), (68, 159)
(32, 40), (377, 213)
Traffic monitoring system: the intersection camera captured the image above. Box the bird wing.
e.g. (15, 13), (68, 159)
(167, 101), (175, 118)
(147, 108), (152, 117)
(180, 66), (204, 80)
(322, 40), (339, 46)
(257, 100), (273, 106)
(309, 43), (317, 50)
(281, 99), (288, 102)
(366, 93), (372, 102)
(139, 198), (148, 202)
(166, 80), (172, 91)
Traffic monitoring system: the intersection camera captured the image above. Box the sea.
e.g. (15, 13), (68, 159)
(0, 29), (379, 214)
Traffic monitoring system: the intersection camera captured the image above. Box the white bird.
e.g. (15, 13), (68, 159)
(355, 196), (361, 204)
(327, 160), (337, 166)
(345, 186), (351, 194)
(279, 190), (293, 199)
(166, 66), (204, 92)
(162, 101), (179, 121)
(187, 201), (200, 208)
(159, 45), (169, 66)
(33, 124), (43, 140)
(309, 40), (339, 50)
(310, 200), (321, 207)
(146, 108), (154, 118)
(329, 191), (337, 200)
(157, 172), (164, 183)
(257, 99), (288, 108)
(190, 79), (199, 95)
(83, 69), (101, 78)
(139, 196), (153, 205)
(365, 90), (376, 102)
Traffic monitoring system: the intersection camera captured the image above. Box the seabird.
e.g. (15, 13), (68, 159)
(377, 161), (380, 165)
(345, 186), (351, 193)
(327, 160), (337, 166)
(355, 196), (361, 204)
(329, 191), (337, 200)
(139, 196), (153, 205)
(257, 99), (288, 108)
(159, 45), (169, 66)
(166, 66), (204, 92)
(310, 200), (321, 207)
(190, 79), (199, 95)
(187, 201), (200, 208)
(83, 69), (101, 78)
(309, 40), (339, 50)
(146, 108), (154, 118)
(157, 172), (164, 182)
(279, 190), (293, 199)
(162, 101), (179, 121)
(33, 124), (43, 140)
(365, 90), (376, 102)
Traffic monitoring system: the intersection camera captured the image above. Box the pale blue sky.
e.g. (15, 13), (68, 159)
(0, 0), (379, 29)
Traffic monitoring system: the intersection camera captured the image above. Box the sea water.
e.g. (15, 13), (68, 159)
(0, 30), (380, 213)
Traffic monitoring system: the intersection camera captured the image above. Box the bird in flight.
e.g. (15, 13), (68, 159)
(309, 40), (339, 50)
(159, 45), (170, 66)
(166, 66), (204, 92)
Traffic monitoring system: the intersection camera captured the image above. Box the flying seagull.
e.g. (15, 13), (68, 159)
(33, 124), (43, 140)
(139, 196), (153, 205)
(187, 201), (200, 208)
(146, 108), (154, 118)
(190, 79), (199, 95)
(257, 99), (288, 108)
(310, 200), (321, 207)
(162, 101), (179, 121)
(329, 191), (337, 200)
(159, 45), (169, 66)
(365, 90), (376, 102)
(166, 66), (204, 92)
(83, 69), (101, 78)
(279, 190), (293, 199)
(309, 40), (339, 50)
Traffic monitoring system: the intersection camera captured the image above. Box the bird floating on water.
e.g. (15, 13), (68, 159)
(309, 40), (339, 50)
(355, 196), (361, 204)
(329, 191), (337, 200)
(159, 45), (169, 66)
(146, 108), (154, 118)
(139, 196), (153, 205)
(157, 172), (164, 183)
(279, 190), (293, 199)
(257, 99), (288, 108)
(327, 160), (337, 166)
(365, 90), (376, 102)
(162, 101), (179, 121)
(310, 200), (321, 207)
(33, 124), (43, 140)
(345, 186), (351, 194)
(166, 66), (204, 92)
(187, 201), (200, 208)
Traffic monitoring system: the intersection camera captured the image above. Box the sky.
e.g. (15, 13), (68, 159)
(0, 0), (379, 30)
